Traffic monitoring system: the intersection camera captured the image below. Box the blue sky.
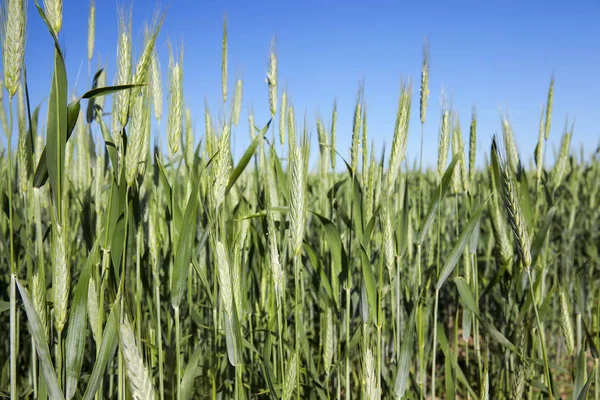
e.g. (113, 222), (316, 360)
(11, 0), (600, 171)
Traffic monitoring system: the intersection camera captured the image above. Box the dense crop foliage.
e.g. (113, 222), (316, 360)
(1, 1), (600, 399)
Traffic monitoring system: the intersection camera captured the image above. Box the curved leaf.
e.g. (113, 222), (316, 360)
(65, 237), (101, 399)
(417, 155), (459, 245)
(81, 84), (142, 100)
(180, 345), (203, 400)
(16, 278), (65, 400)
(436, 197), (488, 290)
(82, 301), (120, 400)
(171, 175), (200, 308)
(226, 118), (272, 194)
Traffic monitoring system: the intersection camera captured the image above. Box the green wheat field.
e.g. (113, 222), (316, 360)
(1, 1), (599, 399)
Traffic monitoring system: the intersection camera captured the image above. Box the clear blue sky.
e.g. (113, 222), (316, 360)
(13, 0), (600, 171)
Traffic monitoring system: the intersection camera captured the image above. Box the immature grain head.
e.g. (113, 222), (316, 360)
(488, 182), (512, 267)
(120, 314), (156, 400)
(437, 96), (451, 177)
(283, 351), (298, 400)
(316, 117), (329, 176)
(330, 98), (337, 170)
(0, 80), (9, 133)
(322, 306), (334, 375)
(221, 14), (227, 104)
(501, 115), (520, 173)
(289, 144), (306, 255)
(365, 143), (377, 221)
(451, 117), (465, 194)
(215, 240), (233, 317)
(420, 38), (430, 125)
(126, 89), (148, 186)
(213, 123), (231, 210)
(279, 89), (287, 144)
(204, 102), (213, 152)
(43, 0), (62, 36)
(558, 285), (575, 355)
(513, 364), (526, 399)
(131, 13), (165, 111)
(17, 82), (27, 193)
(480, 344), (489, 400)
(266, 166), (284, 302)
(53, 223), (69, 333)
(2, 0), (27, 99)
(167, 42), (183, 156)
(494, 138), (531, 270)
(350, 84), (363, 174)
(148, 198), (159, 272)
(535, 104), (545, 184)
(382, 200), (395, 281)
(266, 37), (277, 118)
(362, 348), (379, 400)
(33, 268), (48, 340)
(76, 109), (91, 189)
(387, 80), (412, 195)
(115, 5), (132, 128)
(551, 126), (571, 190)
(232, 77), (242, 126)
(544, 74), (554, 140)
(468, 106), (477, 184)
(150, 50), (162, 123)
(248, 112), (255, 139)
(287, 104), (296, 148)
(87, 0), (95, 61)
(87, 275), (100, 344)
(361, 102), (368, 178)
(184, 107), (193, 167)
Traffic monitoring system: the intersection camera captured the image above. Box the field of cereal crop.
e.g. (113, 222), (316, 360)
(1, 1), (599, 399)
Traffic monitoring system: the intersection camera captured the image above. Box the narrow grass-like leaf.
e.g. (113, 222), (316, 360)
(582, 318), (599, 359)
(15, 278), (65, 400)
(576, 365), (596, 400)
(95, 108), (120, 175)
(437, 322), (479, 399)
(82, 302), (119, 400)
(44, 48), (68, 213)
(180, 345), (203, 400)
(352, 175), (364, 241)
(574, 346), (587, 396)
(33, 0), (62, 52)
(479, 319), (520, 355)
(313, 212), (345, 279)
(394, 303), (416, 397)
(65, 236), (102, 399)
(358, 242), (377, 324)
(444, 352), (456, 399)
(531, 206), (555, 266)
(519, 171), (534, 230)
(303, 241), (334, 304)
(81, 84), (141, 100)
(86, 69), (104, 123)
(396, 178), (409, 257)
(454, 276), (479, 313)
(191, 256), (214, 307)
(436, 197), (487, 290)
(226, 119), (272, 194)
(156, 155), (182, 225)
(34, 98), (80, 189)
(270, 145), (290, 203)
(171, 175), (200, 308)
(417, 155), (459, 245)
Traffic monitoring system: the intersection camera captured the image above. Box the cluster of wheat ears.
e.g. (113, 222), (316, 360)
(1, 0), (599, 399)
